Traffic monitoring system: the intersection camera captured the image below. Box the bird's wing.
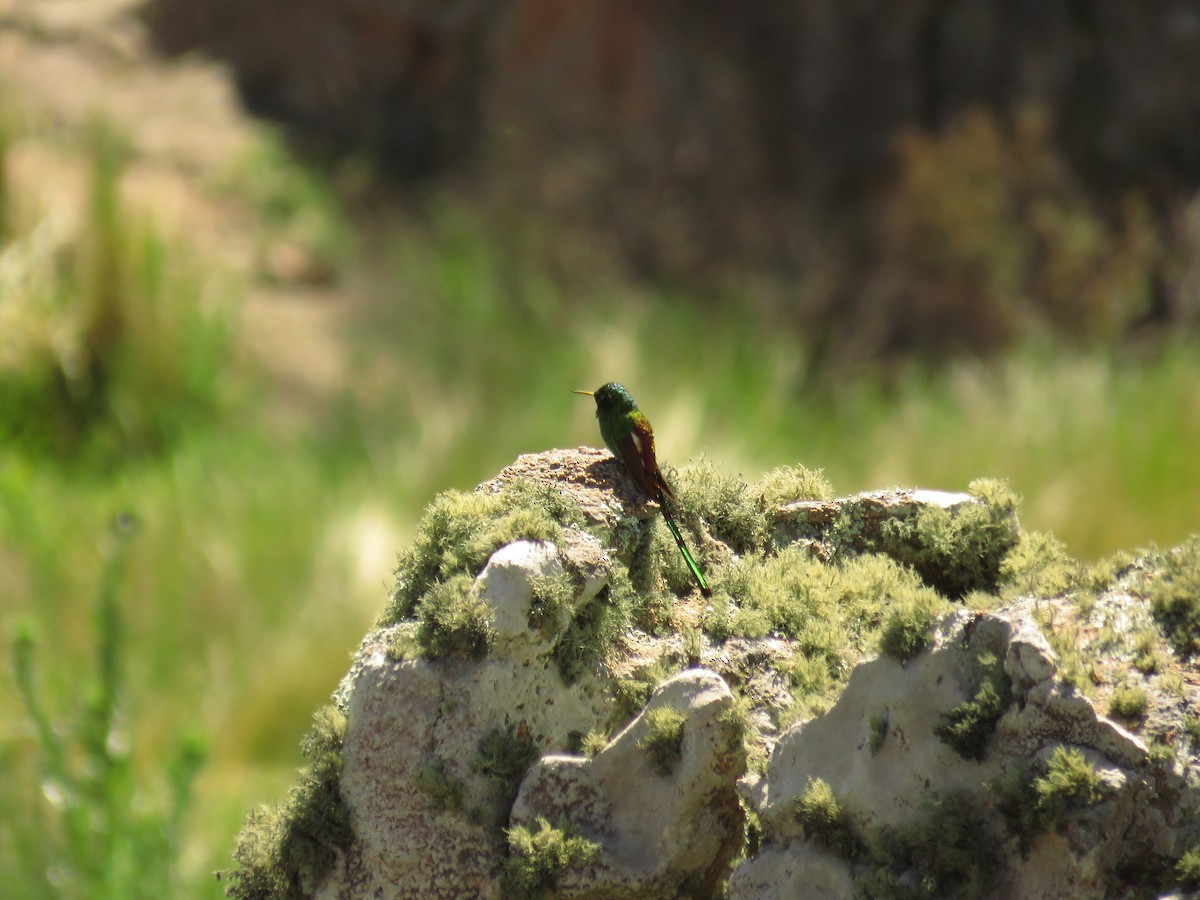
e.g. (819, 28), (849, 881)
(627, 412), (676, 502)
(613, 431), (655, 500)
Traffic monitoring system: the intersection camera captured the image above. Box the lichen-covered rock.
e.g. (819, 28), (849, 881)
(510, 669), (746, 898)
(318, 532), (619, 899)
(774, 484), (1020, 596)
(479, 537), (608, 662)
(224, 451), (1200, 899)
(727, 843), (858, 900)
(731, 600), (1197, 899)
(321, 656), (500, 899)
(479, 447), (652, 527)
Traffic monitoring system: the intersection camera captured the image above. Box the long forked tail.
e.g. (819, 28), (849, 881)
(660, 506), (710, 596)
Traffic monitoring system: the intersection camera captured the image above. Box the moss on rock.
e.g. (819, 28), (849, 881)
(222, 706), (350, 899)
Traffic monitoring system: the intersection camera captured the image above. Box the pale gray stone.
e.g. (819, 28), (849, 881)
(727, 843), (857, 900)
(477, 539), (563, 653)
(736, 603), (1188, 900)
(510, 669), (746, 899)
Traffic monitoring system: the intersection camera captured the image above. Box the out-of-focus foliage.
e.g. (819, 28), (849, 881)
(882, 109), (1160, 356)
(0, 119), (230, 464)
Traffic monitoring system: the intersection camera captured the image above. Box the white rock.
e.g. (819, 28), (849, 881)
(319, 636), (615, 897)
(319, 658), (500, 899)
(1005, 611), (1059, 694)
(997, 681), (1149, 769)
(476, 539), (563, 650)
(511, 668), (746, 898)
(727, 843), (857, 899)
(735, 605), (1177, 899)
(908, 489), (975, 508)
(755, 624), (982, 842)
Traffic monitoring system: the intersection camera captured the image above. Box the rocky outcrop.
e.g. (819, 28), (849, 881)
(733, 598), (1192, 898)
(224, 450), (1200, 899)
(317, 540), (747, 898)
(322, 534), (615, 898)
(511, 669), (745, 898)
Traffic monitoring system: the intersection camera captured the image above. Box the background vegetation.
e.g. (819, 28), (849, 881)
(2, 31), (1198, 900)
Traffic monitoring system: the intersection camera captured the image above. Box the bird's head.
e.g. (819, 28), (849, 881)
(574, 382), (637, 415)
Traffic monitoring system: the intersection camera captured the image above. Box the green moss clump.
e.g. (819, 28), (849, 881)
(415, 574), (494, 659)
(1148, 738), (1176, 766)
(223, 706), (351, 900)
(502, 817), (600, 899)
(787, 651), (836, 698)
(1000, 531), (1082, 598)
(830, 553), (946, 647)
(527, 572), (577, 635)
(415, 757), (466, 812)
(1030, 605), (1092, 692)
(714, 547), (823, 637)
(381, 623), (421, 662)
(794, 778), (860, 859)
(934, 653), (1013, 761)
(992, 745), (1103, 853)
(1175, 846), (1200, 890)
(671, 458), (831, 556)
(609, 659), (684, 729)
(709, 546), (943, 657)
(299, 706), (346, 764)
(580, 730), (608, 758)
(700, 561), (771, 641)
(1131, 628), (1163, 674)
(472, 723), (540, 826)
(868, 713), (889, 755)
(718, 694), (753, 751)
(383, 480), (583, 625)
(877, 589), (946, 661)
(1184, 713), (1200, 748)
(1033, 746), (1102, 829)
(860, 791), (998, 900)
(874, 479), (1019, 597)
(1147, 535), (1200, 659)
(703, 547), (947, 726)
(638, 705), (687, 776)
(1085, 549), (1140, 594)
(1108, 684), (1149, 722)
(671, 459), (765, 555)
(551, 566), (634, 685)
(756, 464), (836, 507)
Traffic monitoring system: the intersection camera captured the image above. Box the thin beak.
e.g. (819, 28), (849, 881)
(572, 390), (594, 396)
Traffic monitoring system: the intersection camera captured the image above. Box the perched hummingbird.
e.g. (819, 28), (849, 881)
(574, 383), (710, 595)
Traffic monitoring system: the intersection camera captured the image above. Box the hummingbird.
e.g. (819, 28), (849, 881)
(574, 383), (710, 595)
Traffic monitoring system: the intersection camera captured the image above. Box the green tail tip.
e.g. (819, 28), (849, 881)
(663, 512), (710, 596)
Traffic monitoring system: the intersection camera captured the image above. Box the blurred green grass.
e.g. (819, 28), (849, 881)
(1, 116), (1197, 898)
